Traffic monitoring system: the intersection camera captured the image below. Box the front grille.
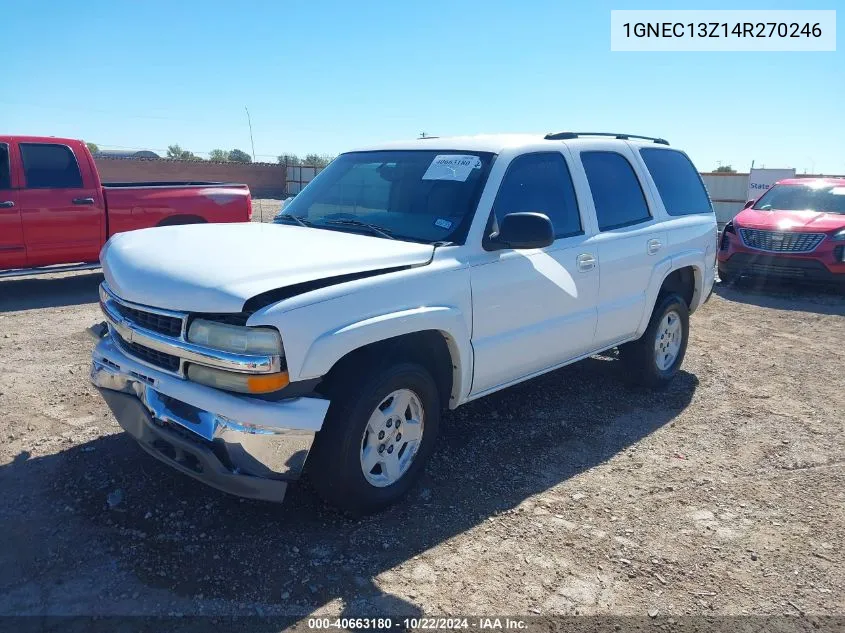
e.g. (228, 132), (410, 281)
(746, 264), (807, 279)
(114, 303), (183, 337)
(113, 331), (180, 373)
(739, 228), (824, 253)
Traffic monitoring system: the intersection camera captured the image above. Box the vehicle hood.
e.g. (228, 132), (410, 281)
(101, 222), (435, 312)
(734, 208), (845, 232)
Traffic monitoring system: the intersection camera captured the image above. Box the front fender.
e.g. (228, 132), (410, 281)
(298, 305), (473, 406)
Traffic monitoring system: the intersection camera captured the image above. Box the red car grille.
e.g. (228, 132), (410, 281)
(739, 228), (824, 253)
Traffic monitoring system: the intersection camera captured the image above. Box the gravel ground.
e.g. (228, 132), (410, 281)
(0, 219), (843, 620)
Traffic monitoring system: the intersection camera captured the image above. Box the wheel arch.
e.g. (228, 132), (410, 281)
(636, 256), (704, 337)
(299, 306), (472, 409)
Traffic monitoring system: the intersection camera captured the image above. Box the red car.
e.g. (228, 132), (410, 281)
(718, 178), (845, 286)
(0, 136), (252, 277)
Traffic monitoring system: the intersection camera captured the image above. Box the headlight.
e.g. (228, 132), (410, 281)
(832, 229), (845, 241)
(187, 364), (289, 394)
(188, 319), (282, 356)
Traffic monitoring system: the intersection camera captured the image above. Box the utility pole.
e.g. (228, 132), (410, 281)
(245, 106), (256, 163)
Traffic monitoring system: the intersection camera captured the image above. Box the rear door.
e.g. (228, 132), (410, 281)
(576, 144), (666, 347)
(0, 142), (26, 269)
(16, 142), (104, 267)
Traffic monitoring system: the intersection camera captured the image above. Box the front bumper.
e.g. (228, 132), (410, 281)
(91, 333), (330, 502)
(718, 252), (845, 284)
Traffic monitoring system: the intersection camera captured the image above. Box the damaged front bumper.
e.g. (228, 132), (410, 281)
(91, 332), (330, 502)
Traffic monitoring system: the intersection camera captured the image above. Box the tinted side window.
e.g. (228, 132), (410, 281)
(581, 151), (651, 231)
(0, 144), (9, 189)
(640, 148), (712, 216)
(493, 152), (581, 238)
(20, 143), (83, 189)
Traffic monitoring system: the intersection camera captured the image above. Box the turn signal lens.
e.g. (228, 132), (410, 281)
(187, 364), (289, 394)
(246, 372), (290, 393)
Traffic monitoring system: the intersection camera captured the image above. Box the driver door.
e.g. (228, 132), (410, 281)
(469, 151), (599, 396)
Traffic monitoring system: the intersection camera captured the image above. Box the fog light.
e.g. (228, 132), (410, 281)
(187, 365), (289, 394)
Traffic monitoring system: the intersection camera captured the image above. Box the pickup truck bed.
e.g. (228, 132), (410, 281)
(0, 136), (252, 276)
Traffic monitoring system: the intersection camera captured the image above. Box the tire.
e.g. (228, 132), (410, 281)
(307, 362), (440, 514)
(619, 292), (690, 388)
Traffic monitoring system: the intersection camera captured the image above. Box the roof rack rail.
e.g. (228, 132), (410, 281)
(544, 132), (669, 145)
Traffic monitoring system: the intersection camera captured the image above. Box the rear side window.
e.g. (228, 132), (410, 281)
(581, 151), (651, 231)
(0, 144), (9, 189)
(493, 152), (582, 238)
(640, 148), (712, 216)
(20, 143), (83, 189)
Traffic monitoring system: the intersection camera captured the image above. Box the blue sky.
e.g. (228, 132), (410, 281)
(3, 1), (842, 173)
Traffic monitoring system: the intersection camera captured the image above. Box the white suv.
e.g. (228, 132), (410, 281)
(90, 132), (717, 512)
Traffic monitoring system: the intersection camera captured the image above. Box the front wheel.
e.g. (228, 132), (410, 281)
(619, 293), (690, 388)
(307, 362), (440, 514)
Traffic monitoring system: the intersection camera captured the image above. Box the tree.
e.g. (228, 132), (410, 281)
(714, 165), (736, 173)
(228, 149), (252, 163)
(208, 149), (229, 162)
(304, 153), (333, 167)
(166, 144), (202, 161)
(86, 142), (99, 154)
(277, 153), (301, 166)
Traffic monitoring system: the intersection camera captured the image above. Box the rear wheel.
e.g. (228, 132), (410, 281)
(308, 362), (440, 513)
(619, 292), (690, 388)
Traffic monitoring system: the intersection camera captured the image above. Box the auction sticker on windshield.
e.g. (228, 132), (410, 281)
(422, 155), (483, 181)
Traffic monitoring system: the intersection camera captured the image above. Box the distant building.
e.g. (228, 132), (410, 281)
(95, 149), (160, 159)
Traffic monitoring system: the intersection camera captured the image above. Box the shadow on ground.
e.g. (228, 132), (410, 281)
(714, 279), (845, 316)
(0, 354), (698, 620)
(0, 272), (103, 312)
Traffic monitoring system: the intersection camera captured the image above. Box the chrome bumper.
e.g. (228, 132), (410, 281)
(98, 281), (282, 378)
(91, 333), (330, 502)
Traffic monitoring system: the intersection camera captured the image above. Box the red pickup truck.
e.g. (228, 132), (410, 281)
(0, 135), (252, 277)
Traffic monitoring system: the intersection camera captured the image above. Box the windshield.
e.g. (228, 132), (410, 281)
(753, 183), (845, 215)
(275, 150), (495, 243)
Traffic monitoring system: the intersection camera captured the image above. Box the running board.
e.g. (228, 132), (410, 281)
(0, 263), (101, 279)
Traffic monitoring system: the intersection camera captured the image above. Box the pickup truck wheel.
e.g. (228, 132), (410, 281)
(619, 292), (689, 388)
(308, 362), (440, 513)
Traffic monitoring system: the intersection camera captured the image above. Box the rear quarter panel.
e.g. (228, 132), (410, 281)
(103, 185), (251, 236)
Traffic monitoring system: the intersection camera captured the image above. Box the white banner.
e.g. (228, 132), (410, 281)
(610, 10), (836, 52)
(746, 168), (796, 203)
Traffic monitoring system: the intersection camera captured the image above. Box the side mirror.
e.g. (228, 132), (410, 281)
(743, 199), (755, 209)
(488, 212), (554, 250)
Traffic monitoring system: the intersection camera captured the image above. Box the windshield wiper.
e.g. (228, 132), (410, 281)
(274, 214), (314, 227)
(323, 219), (396, 240)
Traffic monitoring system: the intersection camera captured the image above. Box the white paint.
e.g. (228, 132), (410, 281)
(97, 133), (717, 418)
(101, 222), (434, 312)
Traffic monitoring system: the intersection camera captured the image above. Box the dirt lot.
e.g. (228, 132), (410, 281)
(0, 224), (843, 620)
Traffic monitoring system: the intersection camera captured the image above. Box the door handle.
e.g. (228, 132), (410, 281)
(0, 200), (14, 209)
(576, 253), (596, 272)
(72, 197), (95, 205)
(647, 239), (662, 255)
